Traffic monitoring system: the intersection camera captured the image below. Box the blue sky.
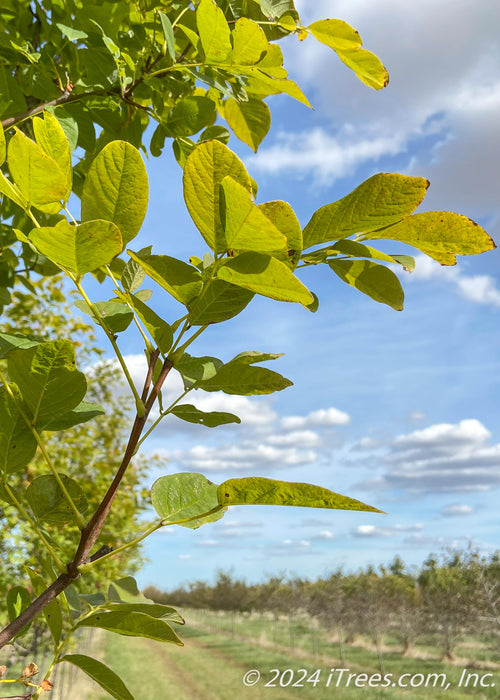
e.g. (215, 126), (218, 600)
(96, 0), (500, 589)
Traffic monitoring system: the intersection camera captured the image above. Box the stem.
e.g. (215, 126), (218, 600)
(172, 4), (192, 28)
(104, 264), (153, 351)
(148, 62), (202, 78)
(73, 277), (145, 417)
(78, 520), (164, 573)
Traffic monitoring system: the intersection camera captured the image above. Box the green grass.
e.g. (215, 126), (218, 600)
(93, 612), (500, 700)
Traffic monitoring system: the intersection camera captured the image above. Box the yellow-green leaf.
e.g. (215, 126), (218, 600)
(81, 140), (148, 245)
(218, 476), (384, 513)
(197, 0), (232, 63)
(258, 200), (303, 269)
(33, 111), (72, 201)
(230, 17), (270, 65)
(30, 219), (123, 276)
(8, 129), (66, 213)
(303, 173), (429, 249)
(183, 140), (253, 250)
(219, 176), (286, 254)
(127, 251), (203, 306)
(336, 47), (389, 90)
(58, 656), (135, 700)
(0, 172), (28, 210)
(224, 97), (271, 152)
(361, 211), (496, 265)
(307, 19), (362, 50)
(217, 252), (314, 305)
(0, 124), (5, 165)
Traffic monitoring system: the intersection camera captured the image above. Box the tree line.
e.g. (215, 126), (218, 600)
(145, 549), (500, 661)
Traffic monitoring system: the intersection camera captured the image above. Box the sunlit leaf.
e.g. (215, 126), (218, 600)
(197, 0), (232, 63)
(127, 251), (203, 306)
(151, 472), (224, 528)
(81, 140), (148, 245)
(33, 111), (72, 201)
(329, 259), (404, 310)
(218, 476), (384, 512)
(224, 97), (271, 152)
(188, 279), (254, 325)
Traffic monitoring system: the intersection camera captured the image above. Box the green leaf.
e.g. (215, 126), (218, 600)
(164, 96), (216, 138)
(224, 97), (271, 152)
(46, 105), (79, 153)
(219, 176), (286, 254)
(0, 384), (37, 473)
(33, 111), (72, 201)
(41, 401), (105, 431)
(8, 129), (67, 213)
(171, 404), (241, 428)
(125, 294), (173, 354)
(58, 655), (135, 700)
(197, 0), (232, 63)
(183, 140), (253, 250)
(25, 567), (63, 645)
(6, 586), (32, 638)
(81, 140), (149, 245)
(303, 174), (429, 249)
(30, 219), (123, 276)
(328, 259), (404, 310)
(0, 332), (41, 359)
(330, 239), (408, 265)
(151, 472), (224, 528)
(76, 610), (183, 644)
(217, 252), (314, 305)
(104, 602), (184, 624)
(258, 200), (303, 269)
(360, 211), (496, 265)
(74, 299), (134, 334)
(108, 576), (149, 603)
(7, 340), (87, 425)
(127, 251), (203, 306)
(218, 476), (384, 513)
(56, 23), (88, 41)
(26, 473), (88, 524)
(198, 354), (292, 395)
(159, 11), (176, 60)
(174, 354), (223, 389)
(121, 254), (147, 293)
(188, 279), (254, 325)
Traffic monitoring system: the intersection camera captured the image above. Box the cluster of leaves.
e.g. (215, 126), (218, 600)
(0, 1), (496, 698)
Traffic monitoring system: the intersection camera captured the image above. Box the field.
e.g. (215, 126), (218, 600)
(76, 609), (500, 699)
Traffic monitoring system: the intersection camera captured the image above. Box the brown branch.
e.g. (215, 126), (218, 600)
(0, 357), (173, 649)
(0, 573), (74, 649)
(0, 695), (32, 699)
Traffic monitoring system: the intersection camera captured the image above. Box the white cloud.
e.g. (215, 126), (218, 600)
(178, 554), (191, 560)
(352, 523), (423, 538)
(410, 255), (500, 308)
(359, 419), (500, 494)
(441, 504), (475, 517)
(313, 530), (336, 541)
(281, 407), (350, 430)
(267, 430), (321, 447)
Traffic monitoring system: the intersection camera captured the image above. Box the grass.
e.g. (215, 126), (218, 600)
(92, 611), (500, 699)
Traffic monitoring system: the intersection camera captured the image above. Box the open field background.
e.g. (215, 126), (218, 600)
(87, 609), (500, 699)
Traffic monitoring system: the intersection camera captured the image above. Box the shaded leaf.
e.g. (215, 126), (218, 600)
(218, 476), (384, 512)
(76, 611), (183, 645)
(198, 354), (292, 395)
(125, 294), (173, 353)
(81, 140), (148, 245)
(74, 299), (134, 334)
(328, 259), (404, 310)
(127, 251), (203, 306)
(58, 655), (135, 700)
(172, 404), (241, 428)
(7, 340), (87, 425)
(151, 472), (224, 528)
(26, 473), (88, 524)
(175, 354), (223, 389)
(224, 97), (271, 151)
(188, 279), (254, 325)
(164, 96), (216, 138)
(159, 11), (176, 60)
(41, 401), (105, 431)
(0, 384), (37, 473)
(25, 567), (63, 645)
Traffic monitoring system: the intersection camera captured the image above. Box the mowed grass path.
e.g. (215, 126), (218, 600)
(94, 622), (499, 700)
